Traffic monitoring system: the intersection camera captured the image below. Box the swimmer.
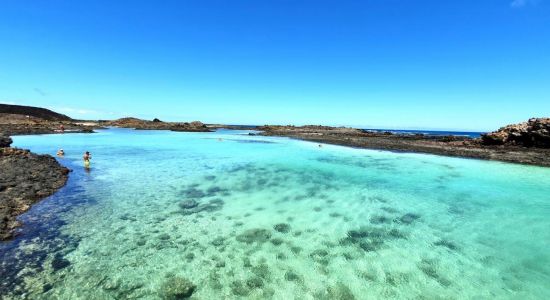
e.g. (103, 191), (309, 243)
(57, 149), (65, 156)
(83, 151), (92, 168)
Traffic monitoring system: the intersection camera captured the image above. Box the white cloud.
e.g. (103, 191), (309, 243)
(511, 0), (539, 7)
(54, 106), (116, 116)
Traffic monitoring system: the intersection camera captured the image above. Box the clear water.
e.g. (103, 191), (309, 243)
(2, 128), (549, 299)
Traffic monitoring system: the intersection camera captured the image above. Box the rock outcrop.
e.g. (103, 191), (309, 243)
(0, 146), (69, 240)
(103, 118), (211, 132)
(261, 123), (550, 167)
(0, 104), (72, 121)
(481, 118), (550, 148)
(160, 276), (196, 299)
(0, 135), (12, 147)
(0, 112), (97, 136)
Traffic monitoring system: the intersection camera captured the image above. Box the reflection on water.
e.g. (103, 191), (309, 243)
(2, 128), (550, 299)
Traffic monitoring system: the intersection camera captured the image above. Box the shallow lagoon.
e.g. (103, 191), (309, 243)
(2, 128), (550, 299)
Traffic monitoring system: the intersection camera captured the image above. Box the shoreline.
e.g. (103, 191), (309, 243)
(259, 126), (550, 167)
(0, 136), (70, 240)
(0, 123), (548, 241)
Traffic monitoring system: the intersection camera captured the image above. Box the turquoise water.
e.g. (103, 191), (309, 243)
(2, 128), (550, 299)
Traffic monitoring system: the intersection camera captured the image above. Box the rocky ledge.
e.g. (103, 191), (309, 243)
(260, 120), (550, 167)
(481, 118), (550, 147)
(101, 117), (212, 132)
(1, 104), (98, 136)
(0, 135), (69, 240)
(0, 113), (96, 136)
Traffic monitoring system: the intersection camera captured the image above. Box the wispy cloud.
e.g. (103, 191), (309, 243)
(33, 88), (48, 96)
(54, 106), (116, 116)
(511, 0), (539, 8)
(0, 101), (17, 105)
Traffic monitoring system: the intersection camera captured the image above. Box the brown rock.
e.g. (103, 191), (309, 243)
(481, 118), (550, 148)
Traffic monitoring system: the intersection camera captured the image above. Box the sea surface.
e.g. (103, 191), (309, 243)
(2, 128), (549, 299)
(362, 128), (484, 137)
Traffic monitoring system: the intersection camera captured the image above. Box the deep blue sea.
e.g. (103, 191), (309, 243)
(362, 128), (484, 138)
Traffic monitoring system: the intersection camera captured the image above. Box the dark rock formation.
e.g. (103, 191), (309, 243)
(273, 223), (291, 233)
(481, 118), (550, 148)
(395, 213), (421, 225)
(260, 121), (550, 167)
(179, 199), (198, 209)
(0, 147), (69, 240)
(235, 228), (272, 244)
(102, 118), (211, 132)
(170, 121), (209, 132)
(1, 105), (97, 136)
(0, 135), (12, 147)
(180, 198), (224, 215)
(0, 104), (72, 121)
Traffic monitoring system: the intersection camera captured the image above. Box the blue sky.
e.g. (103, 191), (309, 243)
(0, 1), (549, 131)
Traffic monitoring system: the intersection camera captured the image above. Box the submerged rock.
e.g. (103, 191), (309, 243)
(273, 223), (291, 233)
(180, 198), (224, 216)
(434, 239), (460, 251)
(270, 238), (284, 246)
(231, 280), (250, 296)
(396, 213), (421, 225)
(284, 270), (301, 282)
(236, 229), (272, 244)
(251, 263), (270, 279)
(342, 226), (406, 253)
(370, 215), (391, 224)
(160, 276), (196, 299)
(245, 277), (264, 288)
(51, 253), (70, 271)
(179, 200), (198, 209)
(318, 282), (356, 300)
(182, 188), (206, 199)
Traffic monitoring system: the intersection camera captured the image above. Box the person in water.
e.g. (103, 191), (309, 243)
(57, 149), (65, 156)
(83, 151), (91, 168)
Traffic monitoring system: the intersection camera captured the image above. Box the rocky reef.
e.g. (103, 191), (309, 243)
(160, 276), (196, 299)
(260, 120), (550, 167)
(101, 117), (212, 132)
(0, 134), (69, 240)
(481, 118), (550, 147)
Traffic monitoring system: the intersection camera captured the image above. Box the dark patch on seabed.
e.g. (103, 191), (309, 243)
(0, 163), (101, 297)
(226, 139), (276, 144)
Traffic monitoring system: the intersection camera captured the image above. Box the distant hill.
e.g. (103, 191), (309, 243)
(0, 104), (72, 121)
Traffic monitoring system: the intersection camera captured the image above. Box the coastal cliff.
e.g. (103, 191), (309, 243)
(0, 135), (70, 240)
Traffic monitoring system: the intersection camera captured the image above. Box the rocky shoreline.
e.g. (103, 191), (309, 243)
(100, 117), (212, 132)
(0, 113), (97, 136)
(259, 119), (550, 167)
(0, 136), (70, 240)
